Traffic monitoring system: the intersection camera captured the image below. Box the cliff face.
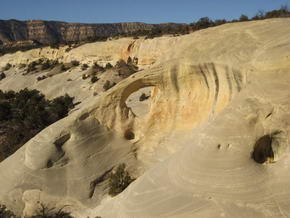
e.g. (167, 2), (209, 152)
(0, 19), (188, 45)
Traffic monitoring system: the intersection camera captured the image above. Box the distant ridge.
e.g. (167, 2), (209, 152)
(0, 19), (189, 45)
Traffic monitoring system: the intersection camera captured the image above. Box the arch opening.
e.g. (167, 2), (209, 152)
(125, 86), (153, 118)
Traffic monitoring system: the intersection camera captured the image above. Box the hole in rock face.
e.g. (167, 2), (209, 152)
(252, 135), (274, 164)
(54, 133), (71, 150)
(47, 160), (53, 168)
(124, 130), (135, 140)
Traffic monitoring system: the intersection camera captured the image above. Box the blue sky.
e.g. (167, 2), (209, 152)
(1, 0), (290, 23)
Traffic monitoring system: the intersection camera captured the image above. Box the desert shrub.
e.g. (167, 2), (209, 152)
(192, 17), (214, 30)
(41, 61), (51, 70)
(65, 47), (72, 52)
(0, 204), (17, 218)
(37, 75), (47, 81)
(139, 93), (150, 101)
(214, 19), (227, 26)
(26, 59), (59, 74)
(103, 80), (116, 91)
(90, 76), (99, 84)
(0, 72), (6, 81)
(115, 59), (138, 78)
(93, 63), (104, 72)
(49, 94), (74, 118)
(60, 64), (67, 72)
(105, 63), (113, 69)
(31, 204), (73, 218)
(108, 163), (134, 196)
(3, 63), (12, 71)
(265, 5), (290, 18)
(70, 60), (80, 67)
(81, 64), (89, 71)
(239, 14), (249, 21)
(27, 61), (38, 73)
(50, 60), (59, 68)
(0, 89), (74, 161)
(115, 60), (127, 68)
(252, 10), (266, 20)
(82, 74), (89, 80)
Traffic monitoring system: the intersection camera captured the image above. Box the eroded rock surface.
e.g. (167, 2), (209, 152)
(1, 18), (290, 217)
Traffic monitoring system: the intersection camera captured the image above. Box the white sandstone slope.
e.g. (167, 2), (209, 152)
(1, 18), (290, 217)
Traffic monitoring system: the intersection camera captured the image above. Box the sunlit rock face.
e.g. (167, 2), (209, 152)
(1, 18), (290, 217)
(0, 19), (189, 45)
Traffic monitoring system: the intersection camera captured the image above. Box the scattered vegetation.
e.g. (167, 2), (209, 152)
(0, 40), (43, 56)
(60, 63), (69, 72)
(0, 204), (17, 218)
(24, 59), (75, 77)
(93, 62), (105, 73)
(0, 89), (74, 161)
(31, 204), (73, 218)
(26, 61), (38, 73)
(37, 75), (47, 81)
(188, 5), (290, 31)
(115, 58), (138, 79)
(26, 59), (59, 74)
(70, 60), (80, 67)
(80, 59), (138, 88)
(81, 64), (89, 71)
(0, 203), (74, 218)
(108, 163), (135, 196)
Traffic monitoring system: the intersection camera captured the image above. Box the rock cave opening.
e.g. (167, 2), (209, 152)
(252, 131), (287, 164)
(124, 129), (135, 140)
(252, 135), (274, 164)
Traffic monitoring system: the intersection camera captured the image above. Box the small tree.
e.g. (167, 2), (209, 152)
(239, 14), (249, 21)
(214, 19), (227, 26)
(193, 17), (214, 30)
(90, 76), (99, 84)
(252, 10), (265, 20)
(0, 204), (17, 218)
(105, 63), (113, 69)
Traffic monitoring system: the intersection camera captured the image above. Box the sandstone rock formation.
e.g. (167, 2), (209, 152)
(0, 19), (188, 44)
(0, 18), (290, 217)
